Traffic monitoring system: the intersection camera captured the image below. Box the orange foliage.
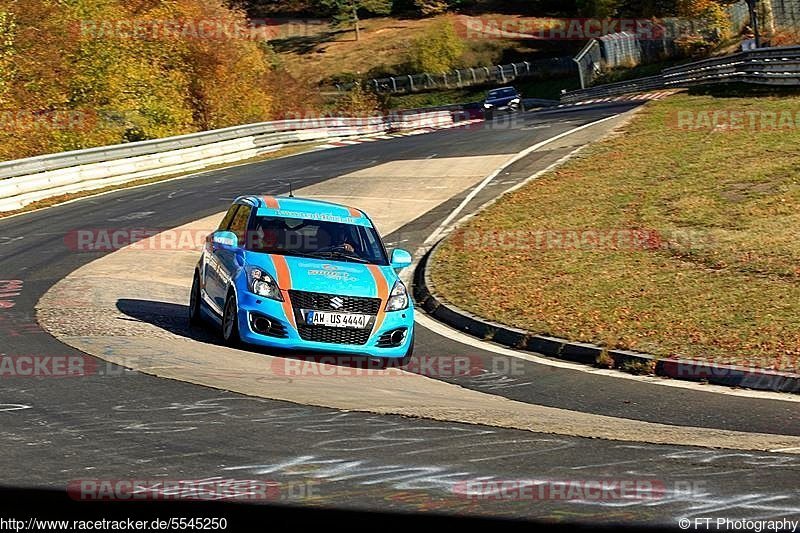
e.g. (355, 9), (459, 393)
(0, 0), (321, 160)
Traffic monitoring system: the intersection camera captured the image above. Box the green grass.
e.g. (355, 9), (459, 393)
(430, 90), (800, 372)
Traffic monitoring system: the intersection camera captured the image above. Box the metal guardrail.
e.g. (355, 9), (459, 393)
(561, 45), (800, 103)
(0, 111), (454, 212)
(336, 57), (576, 95)
(0, 117), (389, 181)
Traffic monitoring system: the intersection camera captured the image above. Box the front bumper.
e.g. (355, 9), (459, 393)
(484, 102), (520, 113)
(235, 291), (414, 358)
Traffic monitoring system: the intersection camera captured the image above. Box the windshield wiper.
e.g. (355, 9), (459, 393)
(307, 251), (369, 263)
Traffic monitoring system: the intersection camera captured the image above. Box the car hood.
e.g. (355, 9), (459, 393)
(246, 252), (396, 298)
(485, 95), (517, 106)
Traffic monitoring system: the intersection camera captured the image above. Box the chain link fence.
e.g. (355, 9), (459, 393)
(336, 57), (575, 94)
(775, 0), (800, 28)
(573, 17), (733, 89)
(563, 45), (800, 103)
(727, 1), (751, 31)
(727, 0), (800, 35)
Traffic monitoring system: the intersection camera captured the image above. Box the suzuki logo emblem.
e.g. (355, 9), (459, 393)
(330, 297), (344, 309)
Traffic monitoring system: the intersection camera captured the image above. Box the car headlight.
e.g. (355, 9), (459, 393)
(510, 97), (520, 104)
(248, 268), (283, 301)
(483, 102), (493, 108)
(385, 280), (409, 311)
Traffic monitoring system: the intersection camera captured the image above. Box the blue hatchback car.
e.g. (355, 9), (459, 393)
(189, 195), (415, 361)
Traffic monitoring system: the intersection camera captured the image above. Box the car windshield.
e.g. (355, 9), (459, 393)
(488, 88), (516, 98)
(246, 215), (388, 265)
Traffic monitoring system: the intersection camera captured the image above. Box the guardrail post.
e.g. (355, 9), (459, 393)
(524, 61), (530, 76)
(408, 75), (414, 92)
(456, 70), (462, 87)
(470, 67), (476, 84)
(512, 63), (518, 79)
(391, 77), (397, 92)
(443, 72), (448, 88)
(574, 58), (585, 89)
(498, 65), (505, 83)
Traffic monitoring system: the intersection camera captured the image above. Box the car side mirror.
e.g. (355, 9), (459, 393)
(212, 231), (238, 249)
(390, 249), (412, 269)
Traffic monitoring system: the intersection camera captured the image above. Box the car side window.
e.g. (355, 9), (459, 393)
(228, 205), (252, 245)
(218, 205), (239, 231)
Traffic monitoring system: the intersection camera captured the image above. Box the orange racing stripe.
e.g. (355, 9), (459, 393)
(271, 255), (296, 329)
(367, 264), (389, 333)
(262, 195), (280, 209)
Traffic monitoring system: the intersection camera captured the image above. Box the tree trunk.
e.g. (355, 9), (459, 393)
(748, 0), (761, 47)
(353, 3), (360, 41)
(760, 0), (775, 39)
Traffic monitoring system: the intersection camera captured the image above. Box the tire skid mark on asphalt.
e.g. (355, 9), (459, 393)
(30, 107), (800, 456)
(35, 205), (800, 452)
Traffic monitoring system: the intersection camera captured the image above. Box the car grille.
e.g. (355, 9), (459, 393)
(296, 325), (372, 345)
(288, 290), (381, 314)
(288, 290), (381, 345)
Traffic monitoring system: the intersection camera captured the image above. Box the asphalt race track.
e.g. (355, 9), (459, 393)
(1, 102), (799, 529)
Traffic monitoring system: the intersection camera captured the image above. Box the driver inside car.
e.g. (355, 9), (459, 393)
(316, 224), (356, 254)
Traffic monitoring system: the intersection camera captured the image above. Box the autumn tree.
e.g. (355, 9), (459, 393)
(318, 0), (392, 40)
(677, 0), (732, 36)
(0, 0), (321, 161)
(413, 0), (466, 16)
(576, 0), (624, 17)
(331, 81), (381, 116)
(408, 18), (464, 73)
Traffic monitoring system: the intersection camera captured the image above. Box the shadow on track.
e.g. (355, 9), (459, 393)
(115, 298), (412, 370)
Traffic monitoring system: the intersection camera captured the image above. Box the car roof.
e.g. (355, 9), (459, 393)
(233, 195), (373, 227)
(489, 86), (516, 92)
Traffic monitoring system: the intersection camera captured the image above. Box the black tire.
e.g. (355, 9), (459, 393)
(485, 110), (494, 121)
(221, 291), (241, 346)
(189, 272), (203, 326)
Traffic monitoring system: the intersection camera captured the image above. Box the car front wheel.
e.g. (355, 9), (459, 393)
(189, 272), (203, 326)
(221, 291), (241, 346)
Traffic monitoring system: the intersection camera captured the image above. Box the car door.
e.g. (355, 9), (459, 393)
(204, 204), (239, 313)
(215, 204), (251, 307)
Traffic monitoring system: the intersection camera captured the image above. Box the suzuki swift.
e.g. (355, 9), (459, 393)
(189, 195), (415, 362)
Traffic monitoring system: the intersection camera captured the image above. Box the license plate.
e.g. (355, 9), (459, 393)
(305, 310), (370, 329)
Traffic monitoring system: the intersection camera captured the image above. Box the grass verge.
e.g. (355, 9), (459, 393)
(429, 89), (800, 372)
